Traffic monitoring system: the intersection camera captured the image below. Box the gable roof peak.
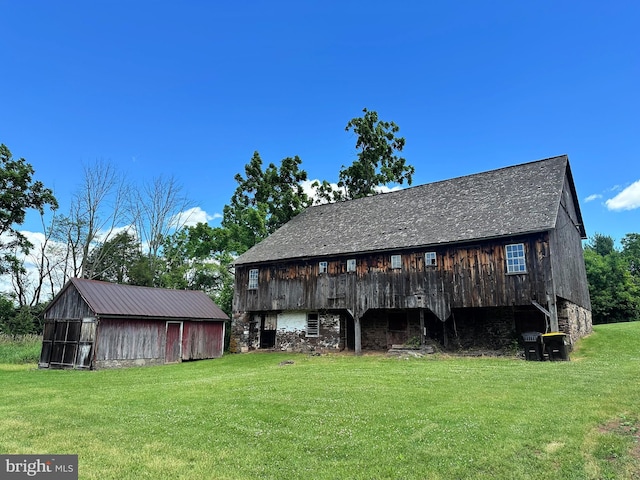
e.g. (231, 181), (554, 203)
(234, 155), (579, 265)
(47, 277), (228, 321)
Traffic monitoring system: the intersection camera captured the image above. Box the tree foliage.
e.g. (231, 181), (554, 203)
(163, 223), (234, 315)
(621, 233), (640, 279)
(85, 231), (148, 284)
(584, 233), (640, 324)
(2, 111), (418, 322)
(222, 152), (311, 254)
(0, 295), (46, 336)
(315, 108), (414, 202)
(0, 144), (58, 273)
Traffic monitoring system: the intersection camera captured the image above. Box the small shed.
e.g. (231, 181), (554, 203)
(39, 278), (228, 369)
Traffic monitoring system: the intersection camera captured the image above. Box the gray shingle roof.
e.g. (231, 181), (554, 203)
(234, 155), (585, 265)
(56, 278), (229, 320)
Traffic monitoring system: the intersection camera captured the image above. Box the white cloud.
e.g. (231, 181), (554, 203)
(605, 180), (640, 211)
(170, 207), (218, 227)
(95, 225), (136, 243)
(302, 179), (404, 204)
(300, 179), (338, 205)
(584, 194), (602, 203)
(375, 185), (403, 194)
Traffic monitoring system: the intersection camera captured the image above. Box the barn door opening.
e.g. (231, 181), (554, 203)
(39, 318), (96, 369)
(259, 314), (276, 349)
(165, 321), (183, 363)
(40, 320), (81, 368)
(387, 311), (409, 348)
(345, 314), (355, 351)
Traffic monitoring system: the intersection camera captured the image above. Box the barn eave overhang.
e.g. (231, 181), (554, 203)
(95, 314), (225, 322)
(233, 228), (553, 268)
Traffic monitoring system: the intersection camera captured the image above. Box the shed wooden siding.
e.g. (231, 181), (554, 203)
(182, 321), (225, 360)
(234, 233), (551, 321)
(43, 286), (93, 320)
(95, 319), (164, 362)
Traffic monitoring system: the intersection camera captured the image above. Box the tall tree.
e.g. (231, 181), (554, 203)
(0, 144), (58, 273)
(47, 160), (129, 282)
(76, 160), (130, 279)
(163, 223), (234, 314)
(9, 210), (70, 307)
(84, 231), (145, 284)
(129, 175), (192, 286)
(222, 152), (311, 254)
(621, 233), (640, 279)
(584, 234), (640, 323)
(314, 108), (414, 202)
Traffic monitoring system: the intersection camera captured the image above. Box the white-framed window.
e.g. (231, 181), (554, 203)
(347, 259), (356, 272)
(506, 243), (526, 273)
(391, 254), (402, 269)
(319, 261), (328, 274)
(425, 252), (437, 267)
(248, 268), (259, 289)
(306, 313), (319, 337)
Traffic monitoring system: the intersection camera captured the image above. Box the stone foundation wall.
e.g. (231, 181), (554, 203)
(447, 307), (518, 350)
(231, 303), (592, 354)
(230, 311), (251, 353)
(361, 310), (422, 350)
(231, 311), (342, 353)
(276, 313), (341, 352)
(557, 299), (592, 346)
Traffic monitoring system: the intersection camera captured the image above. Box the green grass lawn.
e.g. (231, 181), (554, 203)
(1, 323), (639, 479)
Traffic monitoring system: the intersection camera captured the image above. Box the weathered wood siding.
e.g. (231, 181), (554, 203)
(43, 286), (93, 320)
(182, 321), (224, 360)
(548, 176), (591, 309)
(95, 319), (164, 361)
(234, 233), (552, 320)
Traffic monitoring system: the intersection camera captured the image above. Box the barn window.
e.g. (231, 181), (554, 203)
(306, 313), (319, 337)
(347, 259), (356, 272)
(319, 261), (328, 274)
(391, 254), (402, 269)
(425, 252), (437, 267)
(248, 268), (259, 289)
(506, 243), (527, 273)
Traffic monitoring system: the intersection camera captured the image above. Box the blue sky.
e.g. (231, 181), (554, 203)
(2, 0), (639, 245)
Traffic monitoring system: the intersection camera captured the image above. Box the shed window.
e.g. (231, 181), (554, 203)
(346, 259), (356, 272)
(425, 252), (437, 267)
(391, 254), (402, 269)
(319, 261), (328, 274)
(506, 243), (527, 273)
(248, 268), (259, 289)
(307, 313), (319, 337)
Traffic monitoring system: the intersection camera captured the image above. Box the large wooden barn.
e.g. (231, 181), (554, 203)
(39, 278), (228, 369)
(231, 155), (592, 355)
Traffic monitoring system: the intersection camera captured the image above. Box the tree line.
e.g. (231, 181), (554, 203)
(1, 110), (638, 335)
(583, 233), (640, 324)
(0, 109), (413, 335)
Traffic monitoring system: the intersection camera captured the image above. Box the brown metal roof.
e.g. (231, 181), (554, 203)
(59, 278), (228, 321)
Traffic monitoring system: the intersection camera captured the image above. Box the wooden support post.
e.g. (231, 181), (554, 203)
(354, 315), (362, 356)
(547, 293), (559, 332)
(442, 320), (448, 348)
(419, 309), (425, 346)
